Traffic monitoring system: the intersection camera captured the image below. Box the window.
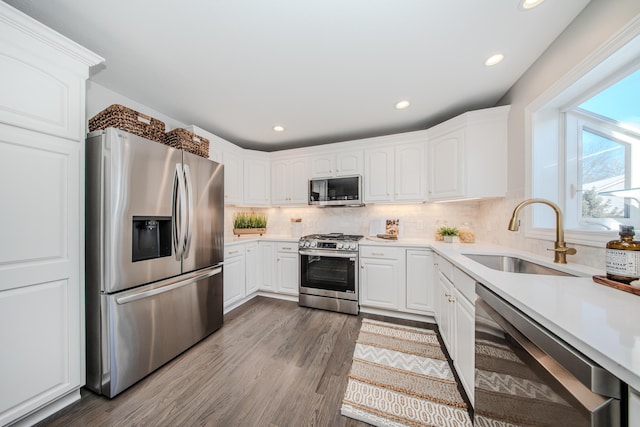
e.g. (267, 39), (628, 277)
(530, 33), (640, 246)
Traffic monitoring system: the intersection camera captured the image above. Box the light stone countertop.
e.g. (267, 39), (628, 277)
(362, 237), (640, 391)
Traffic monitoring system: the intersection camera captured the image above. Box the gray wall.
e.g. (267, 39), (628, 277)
(476, 0), (640, 267)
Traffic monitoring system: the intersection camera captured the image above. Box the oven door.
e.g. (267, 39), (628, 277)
(299, 249), (357, 301)
(475, 284), (621, 426)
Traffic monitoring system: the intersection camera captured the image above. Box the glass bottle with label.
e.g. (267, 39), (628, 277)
(606, 225), (640, 285)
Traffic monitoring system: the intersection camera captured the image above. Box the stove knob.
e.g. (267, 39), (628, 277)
(299, 241), (304, 247)
(304, 241), (310, 248)
(350, 243), (357, 250)
(310, 241), (317, 248)
(337, 243), (343, 249)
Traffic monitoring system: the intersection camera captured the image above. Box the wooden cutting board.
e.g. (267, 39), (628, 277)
(593, 275), (640, 296)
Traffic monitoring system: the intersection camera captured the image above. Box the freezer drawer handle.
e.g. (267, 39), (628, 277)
(116, 267), (222, 305)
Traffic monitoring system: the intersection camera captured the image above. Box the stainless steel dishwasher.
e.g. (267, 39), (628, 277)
(475, 283), (624, 426)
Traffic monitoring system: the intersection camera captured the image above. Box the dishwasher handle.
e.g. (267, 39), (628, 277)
(476, 284), (620, 399)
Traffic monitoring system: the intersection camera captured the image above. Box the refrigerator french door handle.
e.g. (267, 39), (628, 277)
(115, 266), (222, 305)
(173, 163), (188, 260)
(183, 164), (194, 259)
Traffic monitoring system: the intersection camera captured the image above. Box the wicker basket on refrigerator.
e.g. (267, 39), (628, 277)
(164, 128), (210, 158)
(88, 104), (166, 143)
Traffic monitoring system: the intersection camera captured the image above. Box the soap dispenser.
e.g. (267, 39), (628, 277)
(606, 225), (640, 285)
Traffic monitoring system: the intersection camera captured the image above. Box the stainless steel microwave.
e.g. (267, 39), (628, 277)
(309, 175), (364, 207)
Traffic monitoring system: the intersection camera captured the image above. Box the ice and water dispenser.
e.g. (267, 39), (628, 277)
(132, 216), (172, 262)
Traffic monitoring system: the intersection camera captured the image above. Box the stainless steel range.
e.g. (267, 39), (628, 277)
(298, 233), (363, 315)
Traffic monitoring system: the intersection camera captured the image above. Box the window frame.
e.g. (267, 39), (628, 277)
(525, 25), (640, 247)
(564, 108), (637, 232)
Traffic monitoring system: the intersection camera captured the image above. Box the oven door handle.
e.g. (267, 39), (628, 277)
(299, 249), (357, 259)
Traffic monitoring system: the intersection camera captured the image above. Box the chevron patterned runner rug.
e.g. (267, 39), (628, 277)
(341, 319), (472, 427)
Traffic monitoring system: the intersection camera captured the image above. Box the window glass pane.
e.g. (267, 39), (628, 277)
(580, 129), (626, 219)
(579, 69), (640, 130)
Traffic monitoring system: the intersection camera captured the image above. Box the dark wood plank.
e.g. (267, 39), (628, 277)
(36, 297), (373, 426)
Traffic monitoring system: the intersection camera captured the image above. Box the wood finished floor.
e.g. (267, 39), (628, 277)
(37, 297), (436, 426)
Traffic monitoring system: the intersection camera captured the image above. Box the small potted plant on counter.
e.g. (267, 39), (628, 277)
(437, 226), (459, 243)
(233, 211), (267, 236)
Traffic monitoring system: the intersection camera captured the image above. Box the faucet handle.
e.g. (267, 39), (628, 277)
(547, 247), (577, 255)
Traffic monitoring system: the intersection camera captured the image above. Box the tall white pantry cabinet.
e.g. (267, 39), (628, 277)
(0, 4), (103, 426)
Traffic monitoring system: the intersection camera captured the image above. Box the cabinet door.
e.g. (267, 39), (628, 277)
(0, 128), (83, 425)
(336, 150), (363, 176)
(310, 154), (335, 178)
(364, 147), (394, 202)
(259, 242), (276, 292)
(360, 257), (400, 310)
(436, 271), (454, 355)
(289, 157), (309, 203)
(395, 143), (425, 201)
(244, 158), (270, 205)
(223, 250), (245, 307)
(429, 129), (465, 200)
(222, 150), (243, 204)
(271, 159), (289, 205)
(245, 243), (259, 294)
(406, 249), (434, 313)
(453, 289), (475, 405)
(277, 252), (299, 295)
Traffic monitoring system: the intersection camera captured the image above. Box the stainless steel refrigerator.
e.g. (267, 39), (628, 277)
(85, 127), (224, 398)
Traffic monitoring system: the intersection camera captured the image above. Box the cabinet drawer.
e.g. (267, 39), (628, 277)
(224, 246), (245, 259)
(453, 267), (476, 304)
(276, 242), (298, 253)
(360, 246), (403, 259)
(437, 256), (454, 281)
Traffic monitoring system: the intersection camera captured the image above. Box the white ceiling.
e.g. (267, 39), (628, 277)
(5, 0), (590, 151)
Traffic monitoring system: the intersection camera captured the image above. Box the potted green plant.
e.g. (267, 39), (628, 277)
(437, 226), (459, 243)
(233, 212), (267, 236)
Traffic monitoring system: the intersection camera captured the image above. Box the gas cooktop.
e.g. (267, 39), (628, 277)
(300, 233), (364, 241)
(298, 233), (364, 251)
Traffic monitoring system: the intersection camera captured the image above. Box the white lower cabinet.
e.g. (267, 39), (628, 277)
(223, 246), (246, 308)
(359, 247), (404, 311)
(360, 246), (435, 316)
(258, 241), (299, 296)
(406, 249), (435, 313)
(435, 270), (455, 351)
(453, 287), (475, 405)
(434, 255), (475, 404)
(276, 242), (299, 295)
(223, 242), (262, 311)
(245, 243), (259, 294)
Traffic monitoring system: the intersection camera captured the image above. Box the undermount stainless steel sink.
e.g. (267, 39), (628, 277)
(462, 254), (577, 277)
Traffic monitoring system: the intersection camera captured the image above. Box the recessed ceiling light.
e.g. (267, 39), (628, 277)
(395, 100), (411, 110)
(520, 0), (544, 10)
(272, 125), (285, 132)
(484, 53), (504, 66)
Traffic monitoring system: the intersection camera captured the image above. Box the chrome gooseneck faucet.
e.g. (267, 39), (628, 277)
(508, 198), (577, 264)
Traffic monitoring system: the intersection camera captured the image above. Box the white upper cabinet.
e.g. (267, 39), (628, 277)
(427, 106), (510, 201)
(364, 146), (395, 202)
(0, 3), (103, 425)
(364, 139), (426, 203)
(243, 153), (270, 206)
(222, 149), (243, 205)
(395, 142), (426, 201)
(309, 149), (363, 178)
(271, 156), (308, 205)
